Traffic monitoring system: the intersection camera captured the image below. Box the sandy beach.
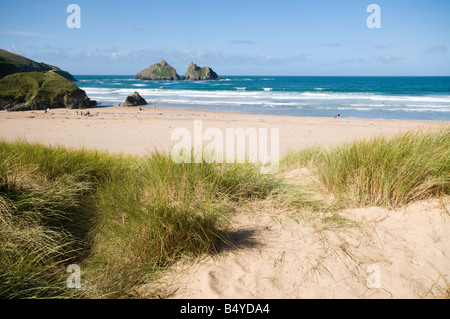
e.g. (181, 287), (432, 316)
(0, 106), (432, 155)
(2, 0), (449, 304)
(1, 106), (448, 299)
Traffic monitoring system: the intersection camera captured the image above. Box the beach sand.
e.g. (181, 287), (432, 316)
(1, 106), (448, 299)
(153, 198), (450, 299)
(0, 106), (431, 155)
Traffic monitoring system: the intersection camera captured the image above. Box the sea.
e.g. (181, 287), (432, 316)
(76, 76), (450, 121)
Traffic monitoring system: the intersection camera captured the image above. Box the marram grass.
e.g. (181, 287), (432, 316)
(2, 128), (448, 298)
(0, 141), (282, 298)
(283, 127), (450, 208)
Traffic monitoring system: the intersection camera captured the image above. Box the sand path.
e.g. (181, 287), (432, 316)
(154, 196), (449, 299)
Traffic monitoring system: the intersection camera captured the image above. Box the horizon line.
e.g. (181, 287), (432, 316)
(73, 74), (450, 77)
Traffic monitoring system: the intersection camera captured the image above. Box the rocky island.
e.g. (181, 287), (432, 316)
(183, 62), (218, 81)
(135, 60), (180, 80)
(135, 60), (221, 81)
(0, 72), (95, 111)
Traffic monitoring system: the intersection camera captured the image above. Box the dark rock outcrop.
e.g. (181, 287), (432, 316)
(0, 72), (94, 111)
(135, 60), (180, 80)
(183, 62), (218, 81)
(0, 49), (77, 81)
(124, 91), (147, 106)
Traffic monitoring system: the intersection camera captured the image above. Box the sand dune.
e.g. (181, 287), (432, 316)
(154, 198), (449, 299)
(1, 106), (448, 299)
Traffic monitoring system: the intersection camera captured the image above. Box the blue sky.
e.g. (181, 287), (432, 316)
(1, 0), (449, 75)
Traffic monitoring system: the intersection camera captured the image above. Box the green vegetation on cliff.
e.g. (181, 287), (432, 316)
(0, 72), (77, 102)
(0, 72), (92, 111)
(0, 62), (19, 79)
(0, 49), (76, 81)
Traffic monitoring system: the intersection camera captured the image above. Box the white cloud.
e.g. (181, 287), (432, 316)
(231, 40), (255, 45)
(373, 44), (392, 49)
(2, 30), (50, 38)
(322, 42), (341, 48)
(4, 44), (18, 53)
(423, 44), (448, 55)
(372, 55), (402, 65)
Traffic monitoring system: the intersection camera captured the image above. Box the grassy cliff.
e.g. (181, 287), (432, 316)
(0, 72), (91, 111)
(0, 49), (76, 81)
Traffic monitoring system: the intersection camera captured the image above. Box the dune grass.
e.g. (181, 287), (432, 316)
(0, 141), (283, 298)
(2, 127), (448, 298)
(283, 127), (450, 208)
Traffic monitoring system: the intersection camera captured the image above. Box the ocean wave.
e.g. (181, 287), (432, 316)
(79, 82), (450, 118)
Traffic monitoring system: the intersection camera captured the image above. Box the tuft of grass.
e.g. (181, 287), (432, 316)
(317, 128), (449, 207)
(283, 127), (450, 208)
(0, 141), (284, 298)
(281, 147), (325, 171)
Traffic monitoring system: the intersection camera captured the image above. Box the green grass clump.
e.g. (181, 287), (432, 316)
(281, 146), (325, 171)
(0, 141), (282, 298)
(0, 141), (130, 298)
(284, 128), (450, 208)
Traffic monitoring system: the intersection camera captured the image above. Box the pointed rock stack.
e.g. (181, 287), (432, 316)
(183, 62), (218, 81)
(135, 60), (180, 80)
